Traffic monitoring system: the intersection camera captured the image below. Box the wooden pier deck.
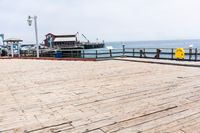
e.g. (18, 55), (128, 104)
(0, 59), (200, 133)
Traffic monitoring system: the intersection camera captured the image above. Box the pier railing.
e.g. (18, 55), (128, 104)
(19, 48), (200, 61)
(124, 48), (200, 61)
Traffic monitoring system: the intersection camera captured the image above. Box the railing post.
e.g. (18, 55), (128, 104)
(171, 49), (174, 59)
(18, 48), (21, 58)
(140, 50), (143, 58)
(83, 50), (85, 58)
(71, 50), (73, 58)
(40, 50), (42, 57)
(96, 50), (98, 59)
(133, 49), (135, 57)
(155, 49), (161, 59)
(122, 45), (125, 56)
(189, 48), (192, 61)
(143, 48), (146, 58)
(110, 49), (112, 57)
(195, 48), (198, 61)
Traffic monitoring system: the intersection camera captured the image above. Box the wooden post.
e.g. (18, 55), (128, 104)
(155, 49), (161, 59)
(195, 48), (198, 61)
(71, 50), (73, 57)
(133, 49), (135, 57)
(40, 50), (42, 57)
(83, 50), (85, 58)
(123, 45), (125, 56)
(96, 50), (98, 59)
(189, 48), (192, 61)
(143, 49), (146, 58)
(11, 44), (14, 58)
(110, 49), (112, 57)
(140, 50), (143, 58)
(171, 49), (174, 59)
(18, 48), (21, 58)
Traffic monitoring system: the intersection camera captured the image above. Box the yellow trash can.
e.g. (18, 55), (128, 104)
(175, 48), (185, 59)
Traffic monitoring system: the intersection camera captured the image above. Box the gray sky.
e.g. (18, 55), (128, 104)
(1, 0), (200, 43)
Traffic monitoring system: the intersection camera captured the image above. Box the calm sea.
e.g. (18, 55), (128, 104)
(105, 39), (200, 49)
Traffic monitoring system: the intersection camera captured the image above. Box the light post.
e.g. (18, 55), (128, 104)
(27, 16), (39, 58)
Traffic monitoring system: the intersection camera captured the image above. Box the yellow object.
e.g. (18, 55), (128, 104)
(175, 48), (185, 59)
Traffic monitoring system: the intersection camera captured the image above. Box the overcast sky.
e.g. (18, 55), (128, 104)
(1, 0), (200, 44)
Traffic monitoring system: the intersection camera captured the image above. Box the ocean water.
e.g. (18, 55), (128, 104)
(105, 39), (200, 49)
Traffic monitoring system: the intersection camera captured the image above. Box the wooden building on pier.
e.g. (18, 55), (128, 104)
(44, 33), (104, 49)
(44, 33), (79, 49)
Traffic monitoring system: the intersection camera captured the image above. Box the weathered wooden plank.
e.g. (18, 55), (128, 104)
(0, 59), (200, 133)
(100, 100), (200, 133)
(144, 112), (200, 133)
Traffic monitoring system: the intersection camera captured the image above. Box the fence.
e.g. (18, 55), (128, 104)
(19, 48), (200, 61)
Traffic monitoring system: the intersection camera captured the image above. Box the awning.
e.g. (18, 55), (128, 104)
(4, 38), (23, 42)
